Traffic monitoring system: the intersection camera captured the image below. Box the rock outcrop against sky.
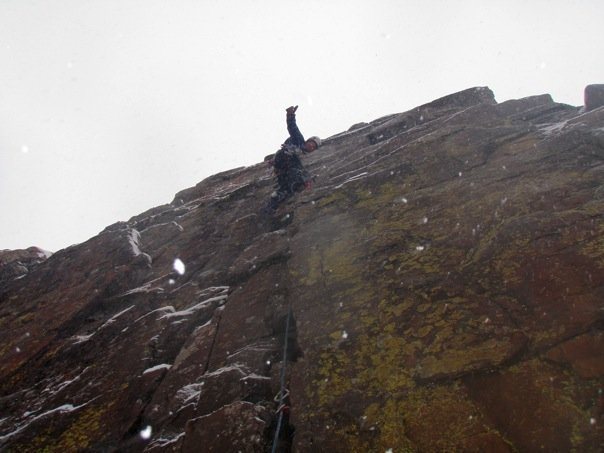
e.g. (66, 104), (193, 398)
(1, 87), (603, 452)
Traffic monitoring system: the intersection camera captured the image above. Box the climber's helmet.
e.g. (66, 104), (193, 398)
(304, 136), (321, 153)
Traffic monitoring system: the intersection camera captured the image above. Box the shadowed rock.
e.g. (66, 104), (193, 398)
(585, 84), (604, 111)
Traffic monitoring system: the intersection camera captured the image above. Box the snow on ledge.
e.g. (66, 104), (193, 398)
(160, 294), (228, 320)
(0, 397), (98, 442)
(147, 432), (185, 449)
(142, 363), (172, 375)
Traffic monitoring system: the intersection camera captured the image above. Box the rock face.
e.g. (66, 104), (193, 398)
(0, 247), (52, 286)
(585, 84), (604, 111)
(1, 87), (603, 452)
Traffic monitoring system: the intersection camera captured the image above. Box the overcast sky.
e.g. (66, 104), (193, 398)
(1, 0), (602, 252)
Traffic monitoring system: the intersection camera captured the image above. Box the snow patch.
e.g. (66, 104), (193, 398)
(160, 294), (228, 320)
(118, 274), (172, 297)
(71, 306), (134, 344)
(193, 319), (214, 332)
(147, 432), (185, 449)
(36, 249), (53, 259)
(540, 120), (569, 136)
(334, 172), (369, 189)
(119, 281), (165, 297)
(99, 305), (134, 330)
(142, 364), (172, 375)
(128, 229), (143, 256)
(204, 363), (247, 378)
(134, 306), (175, 323)
(43, 367), (89, 398)
(175, 383), (203, 405)
(0, 398), (97, 442)
(140, 220), (184, 234)
(72, 334), (94, 344)
(241, 373), (271, 381)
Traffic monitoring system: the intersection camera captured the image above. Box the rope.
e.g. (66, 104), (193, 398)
(271, 305), (292, 453)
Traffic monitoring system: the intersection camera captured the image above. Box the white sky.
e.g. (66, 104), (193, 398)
(1, 0), (602, 252)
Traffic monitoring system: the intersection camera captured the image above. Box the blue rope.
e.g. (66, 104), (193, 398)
(271, 306), (292, 453)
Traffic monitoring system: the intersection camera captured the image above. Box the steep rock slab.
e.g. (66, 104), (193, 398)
(1, 86), (603, 452)
(284, 88), (602, 451)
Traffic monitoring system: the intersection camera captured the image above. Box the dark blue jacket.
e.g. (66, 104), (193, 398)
(284, 114), (306, 148)
(272, 113), (311, 194)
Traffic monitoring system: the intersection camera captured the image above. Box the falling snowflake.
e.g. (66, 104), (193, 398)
(422, 217), (428, 224)
(21, 145), (29, 154)
(140, 425), (152, 440)
(416, 245), (425, 251)
(173, 258), (186, 275)
(342, 331), (348, 339)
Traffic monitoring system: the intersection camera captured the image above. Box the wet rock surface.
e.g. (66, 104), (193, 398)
(1, 86), (603, 451)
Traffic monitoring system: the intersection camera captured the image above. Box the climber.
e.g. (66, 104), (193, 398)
(265, 105), (321, 212)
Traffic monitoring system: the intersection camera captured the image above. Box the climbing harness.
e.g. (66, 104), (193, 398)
(270, 305), (293, 453)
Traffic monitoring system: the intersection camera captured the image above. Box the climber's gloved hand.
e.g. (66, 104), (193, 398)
(286, 105), (298, 115)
